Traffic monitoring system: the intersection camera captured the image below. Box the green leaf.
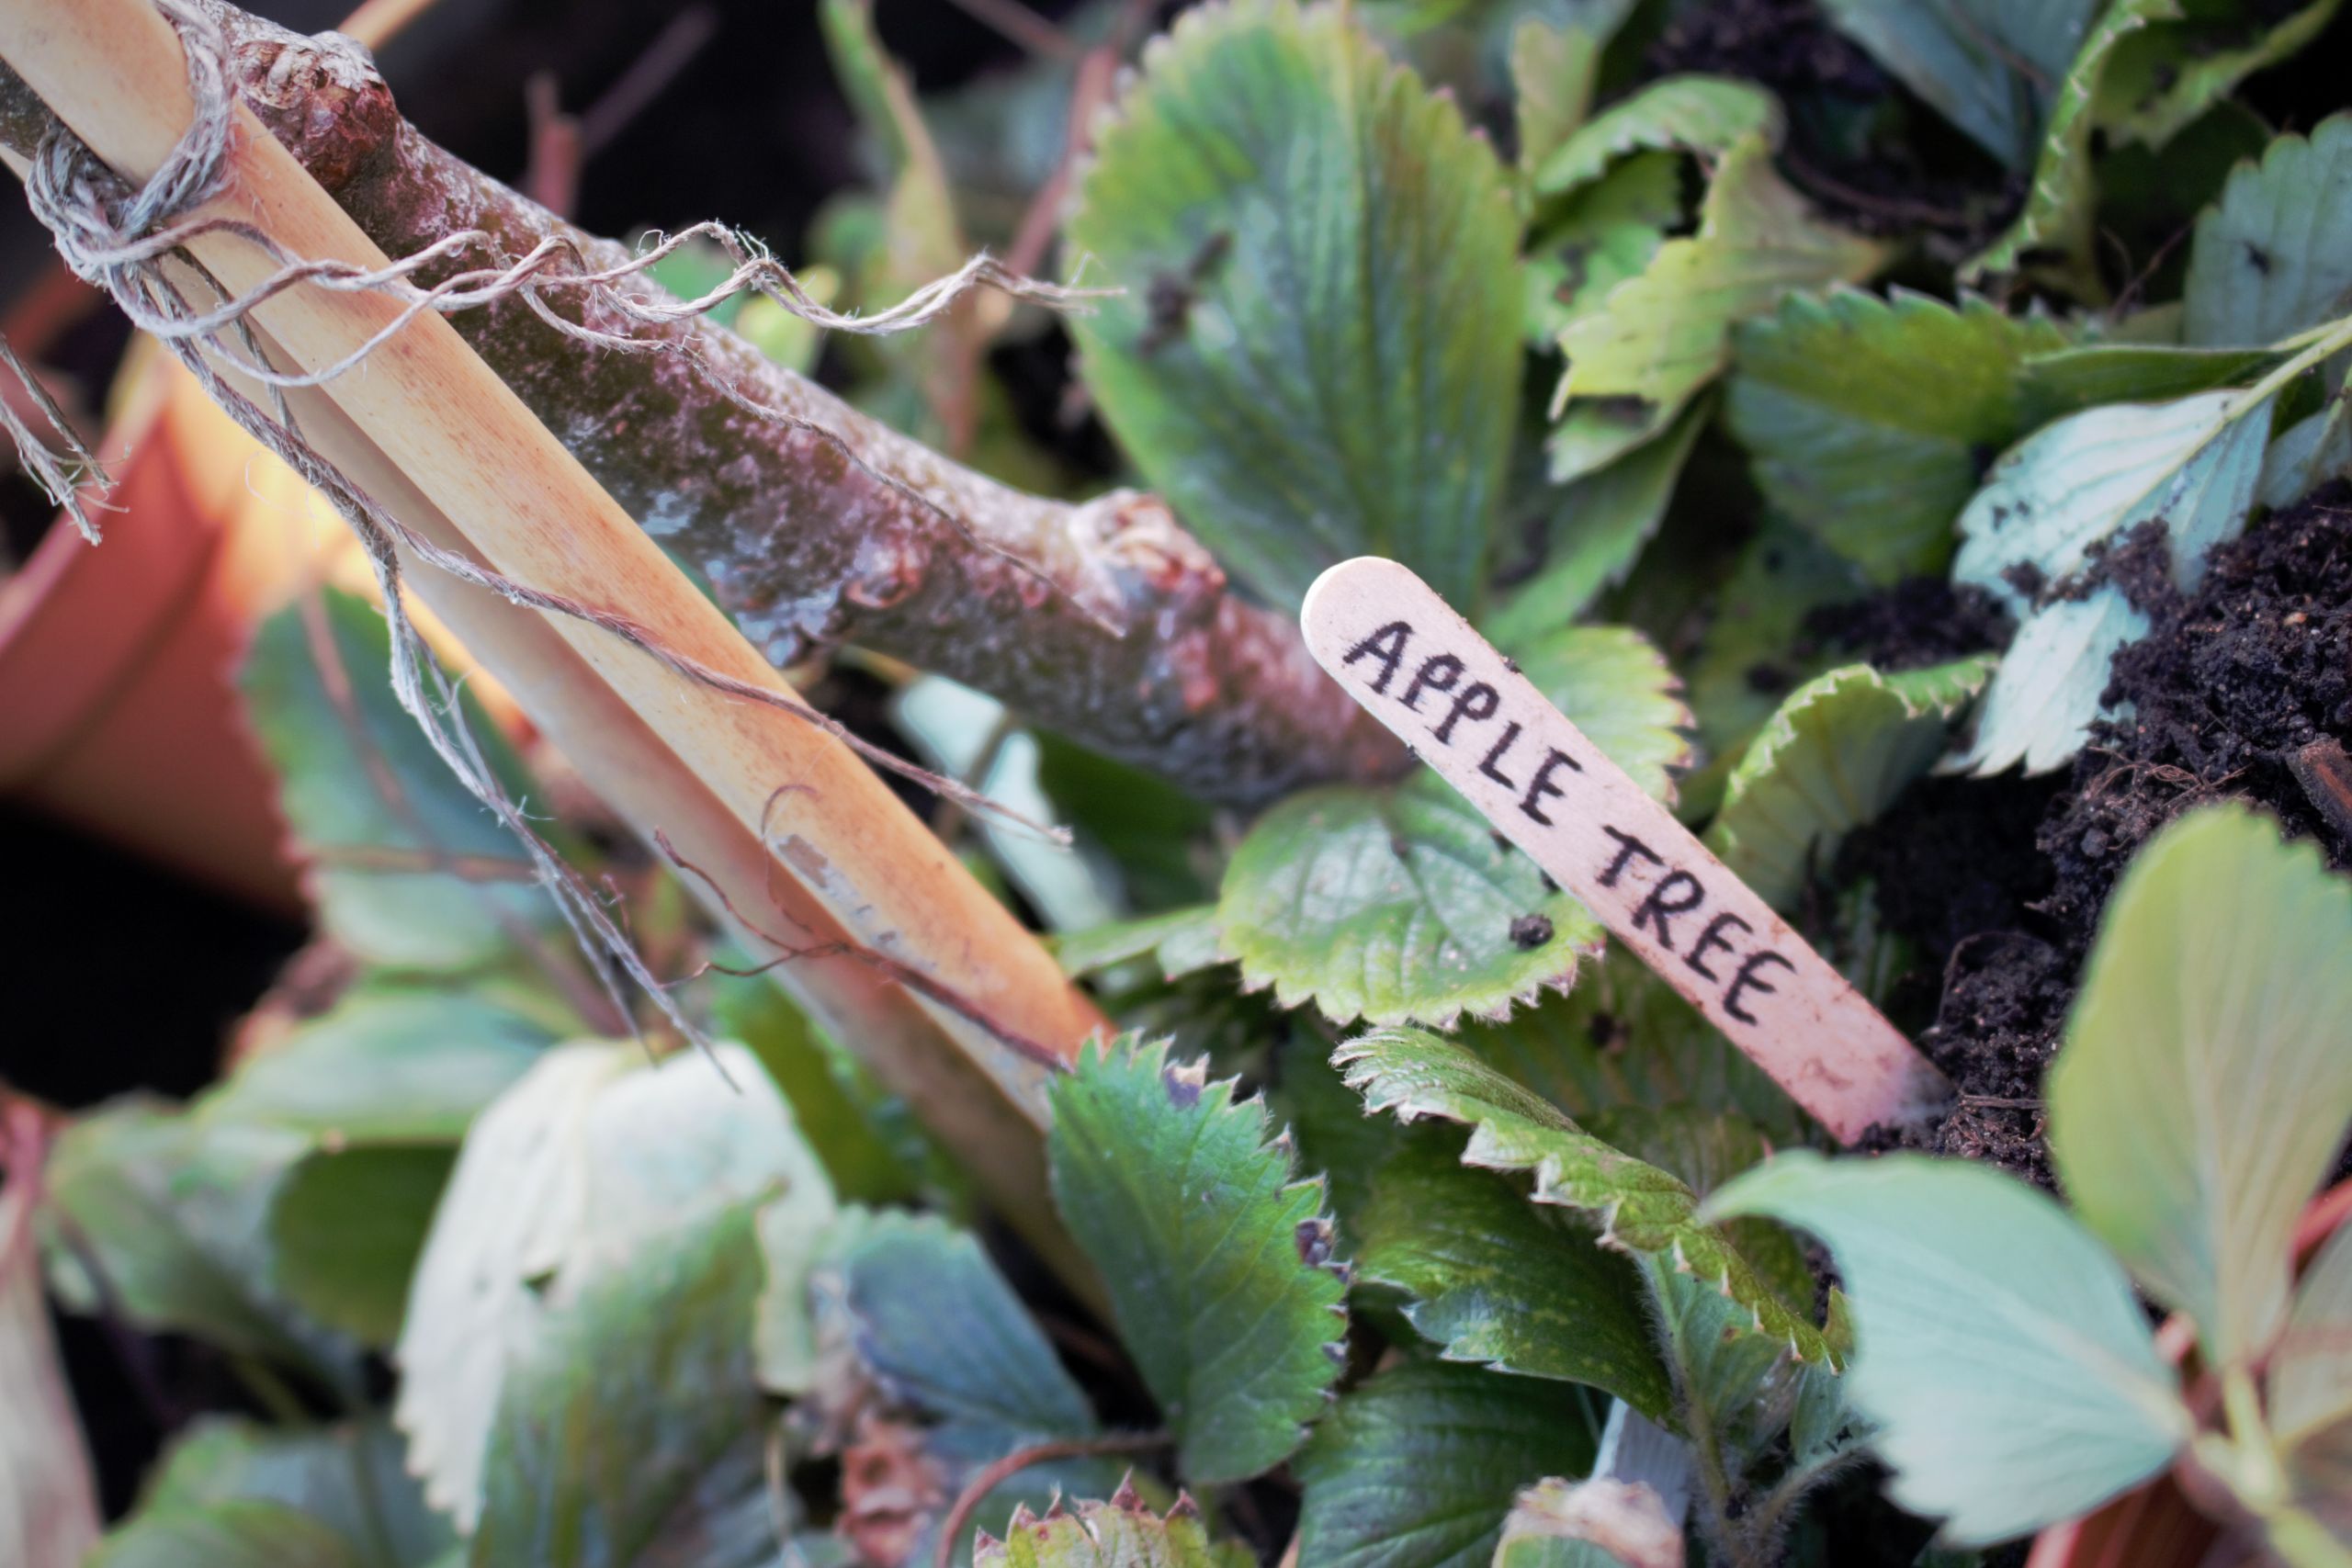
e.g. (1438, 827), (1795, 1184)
(1509, 17), (1601, 179)
(469, 1203), (769, 1568)
(2275, 1218), (2352, 1449)
(1067, 0), (1522, 611)
(1456, 945), (1808, 1146)
(396, 1043), (833, 1529)
(1532, 75), (1781, 195)
(1706, 1151), (2191, 1547)
(1962, 0), (2174, 298)
(2258, 397), (2352, 510)
(2097, 2), (2344, 152)
(203, 985), (550, 1144)
(1216, 773), (1604, 1029)
(2017, 342), (2281, 426)
(1336, 1029), (1832, 1362)
(1485, 395), (1707, 644)
(1046, 1037), (1347, 1484)
(1944, 591), (2150, 778)
(1294, 1359), (1600, 1568)
(240, 591), (559, 974)
(1815, 0), (2098, 167)
(711, 970), (923, 1205)
(269, 1146), (451, 1347)
(1707, 660), (1993, 911)
(1355, 1133), (1673, 1416)
(1507, 625), (1694, 804)
(1682, 521), (1862, 784)
(823, 1212), (1097, 1445)
(1053, 906), (1224, 981)
(2050, 806), (2352, 1367)
(1550, 135), (1884, 481)
(1524, 151), (1679, 344)
(1725, 289), (2069, 581)
(975, 1493), (1252, 1568)
(131, 1417), (453, 1568)
(42, 1100), (343, 1379)
(89, 1501), (371, 1568)
(1950, 389), (2272, 773)
(2183, 114), (2352, 350)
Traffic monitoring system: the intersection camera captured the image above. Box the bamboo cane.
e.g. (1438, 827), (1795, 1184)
(0, 0), (1105, 1273)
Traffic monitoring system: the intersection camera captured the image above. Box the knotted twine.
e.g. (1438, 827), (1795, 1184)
(1, 0), (1085, 1057)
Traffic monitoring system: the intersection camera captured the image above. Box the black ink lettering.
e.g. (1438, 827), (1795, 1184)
(1723, 950), (1797, 1024)
(1685, 911), (1752, 983)
(1630, 871), (1704, 952)
(1342, 621), (1413, 694)
(1398, 654), (1464, 711)
(1478, 721), (1525, 787)
(1432, 682), (1499, 744)
(1518, 748), (1583, 826)
(1597, 827), (1664, 887)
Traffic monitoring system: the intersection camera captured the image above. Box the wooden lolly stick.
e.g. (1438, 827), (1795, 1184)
(1301, 557), (1951, 1144)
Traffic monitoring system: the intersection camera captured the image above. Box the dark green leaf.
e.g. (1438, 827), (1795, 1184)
(132, 1417), (453, 1568)
(240, 591), (560, 974)
(1216, 773), (1604, 1029)
(268, 1146), (450, 1348)
(1816, 0), (2098, 167)
(1726, 289), (2068, 581)
(469, 1204), (769, 1568)
(1046, 1037), (1347, 1484)
(1068, 0), (1522, 610)
(1336, 1029), (1831, 1361)
(1356, 1134), (1672, 1416)
(1294, 1359), (1600, 1568)
(2018, 342), (2281, 426)
(2095, 1), (2343, 152)
(89, 1500), (370, 1568)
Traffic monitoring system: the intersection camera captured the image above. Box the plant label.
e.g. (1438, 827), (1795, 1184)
(1302, 557), (1951, 1143)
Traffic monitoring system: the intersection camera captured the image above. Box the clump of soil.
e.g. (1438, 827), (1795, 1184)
(1849, 483), (2352, 1180)
(1804, 577), (2014, 672)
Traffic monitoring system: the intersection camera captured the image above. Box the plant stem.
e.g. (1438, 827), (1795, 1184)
(2231, 311), (2352, 423)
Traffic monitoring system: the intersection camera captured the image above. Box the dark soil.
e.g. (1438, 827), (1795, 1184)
(1804, 577), (2014, 672)
(1848, 484), (2352, 1180)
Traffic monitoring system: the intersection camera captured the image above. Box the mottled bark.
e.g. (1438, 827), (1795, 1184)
(0, 4), (1401, 805)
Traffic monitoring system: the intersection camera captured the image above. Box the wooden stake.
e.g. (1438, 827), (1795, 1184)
(0, 0), (1106, 1271)
(1302, 558), (1951, 1143)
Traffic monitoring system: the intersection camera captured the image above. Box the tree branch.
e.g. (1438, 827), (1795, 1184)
(0, 2), (1401, 807)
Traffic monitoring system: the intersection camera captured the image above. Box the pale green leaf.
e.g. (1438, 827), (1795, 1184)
(396, 1043), (833, 1529)
(240, 592), (560, 974)
(1509, 17), (1600, 178)
(1484, 395), (1707, 645)
(2095, 1), (2342, 150)
(203, 986), (550, 1144)
(1817, 0), (2098, 167)
(1708, 660), (1993, 910)
(1549, 135), (1884, 481)
(1963, 0), (2176, 298)
(2017, 342), (2281, 427)
(1507, 625), (1694, 804)
(711, 969), (925, 1207)
(975, 1494), (1252, 1568)
(2275, 1220), (2352, 1448)
(132, 1417), (453, 1568)
(269, 1146), (450, 1347)
(1336, 1029), (1833, 1362)
(469, 1204), (770, 1568)
(1216, 773), (1604, 1029)
(1532, 76), (1781, 196)
(88, 1501), (369, 1568)
(1356, 1134), (1673, 1416)
(1706, 1151), (2191, 1547)
(1726, 288), (2069, 581)
(1054, 906), (1224, 981)
(1046, 1037), (1347, 1484)
(2184, 114), (2352, 350)
(1943, 591), (2148, 777)
(1068, 0), (1522, 610)
(1294, 1359), (1601, 1568)
(41, 1100), (343, 1379)
(2051, 806), (2352, 1366)
(1523, 152), (1679, 344)
(2258, 398), (2352, 510)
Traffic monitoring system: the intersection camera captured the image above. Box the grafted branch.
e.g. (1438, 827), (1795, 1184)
(0, 2), (1401, 806)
